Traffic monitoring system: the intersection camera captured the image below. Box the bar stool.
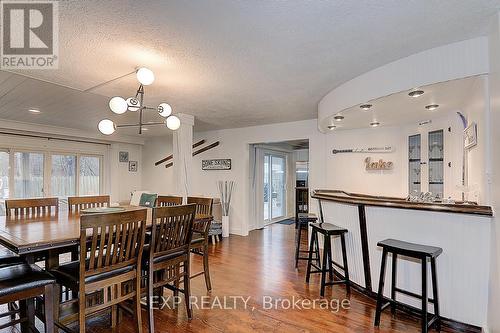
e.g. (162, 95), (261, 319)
(294, 213), (319, 268)
(305, 222), (350, 296)
(374, 239), (442, 333)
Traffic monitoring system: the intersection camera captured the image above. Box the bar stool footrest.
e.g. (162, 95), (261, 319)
(394, 287), (435, 303)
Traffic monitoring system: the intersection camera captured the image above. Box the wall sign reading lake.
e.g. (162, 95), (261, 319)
(364, 157), (393, 170)
(202, 159), (231, 170)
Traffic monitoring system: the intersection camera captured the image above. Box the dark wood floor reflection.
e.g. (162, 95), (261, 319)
(2, 223), (462, 333)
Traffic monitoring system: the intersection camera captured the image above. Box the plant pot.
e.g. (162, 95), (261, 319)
(222, 215), (230, 238)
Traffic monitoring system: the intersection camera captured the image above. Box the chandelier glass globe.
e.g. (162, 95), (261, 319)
(157, 103), (172, 118)
(109, 97), (127, 114)
(126, 97), (141, 112)
(98, 119), (116, 135)
(166, 115), (180, 130)
(136, 67), (155, 86)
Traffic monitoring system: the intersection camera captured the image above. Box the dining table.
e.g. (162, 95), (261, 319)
(0, 205), (212, 332)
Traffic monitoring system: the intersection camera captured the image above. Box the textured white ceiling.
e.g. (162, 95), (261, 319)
(2, 0), (500, 135)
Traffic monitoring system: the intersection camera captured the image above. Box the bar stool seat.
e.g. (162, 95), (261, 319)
(375, 238), (442, 333)
(305, 222), (350, 296)
(377, 239), (442, 258)
(294, 213), (319, 268)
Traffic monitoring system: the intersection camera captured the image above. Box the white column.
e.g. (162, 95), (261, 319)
(172, 113), (194, 201)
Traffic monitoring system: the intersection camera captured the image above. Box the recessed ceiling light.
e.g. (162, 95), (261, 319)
(425, 104), (439, 111)
(142, 127), (149, 131)
(370, 122), (380, 127)
(360, 104), (372, 110)
(327, 125), (336, 130)
(333, 115), (344, 121)
(408, 90), (424, 98)
(28, 109), (41, 113)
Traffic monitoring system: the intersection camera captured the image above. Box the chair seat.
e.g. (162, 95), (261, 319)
(377, 239), (443, 258)
(310, 222), (347, 235)
(191, 236), (205, 244)
(50, 261), (134, 289)
(141, 246), (187, 267)
(0, 263), (55, 298)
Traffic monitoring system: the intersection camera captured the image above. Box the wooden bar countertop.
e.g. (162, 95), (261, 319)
(311, 189), (493, 217)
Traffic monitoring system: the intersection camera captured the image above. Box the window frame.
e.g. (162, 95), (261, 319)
(0, 148), (104, 198)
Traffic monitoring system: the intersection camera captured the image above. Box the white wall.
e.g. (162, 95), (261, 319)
(109, 142), (143, 203)
(462, 75), (491, 205)
(141, 135), (174, 195)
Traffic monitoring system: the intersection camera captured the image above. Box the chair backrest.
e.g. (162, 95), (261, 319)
(150, 204), (196, 261)
(80, 209), (147, 279)
(5, 198), (59, 218)
(157, 195), (183, 207)
(187, 197), (213, 215)
(68, 195), (110, 214)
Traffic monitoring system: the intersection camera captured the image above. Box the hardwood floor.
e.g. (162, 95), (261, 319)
(2, 223), (463, 332)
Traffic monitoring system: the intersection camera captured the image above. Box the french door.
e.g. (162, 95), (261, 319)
(263, 153), (286, 224)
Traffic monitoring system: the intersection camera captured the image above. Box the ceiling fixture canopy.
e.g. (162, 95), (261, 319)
(425, 104), (439, 111)
(370, 121), (380, 127)
(333, 115), (344, 121)
(408, 90), (424, 97)
(98, 67), (179, 135)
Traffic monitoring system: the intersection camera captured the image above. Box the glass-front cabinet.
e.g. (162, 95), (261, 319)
(408, 129), (444, 198)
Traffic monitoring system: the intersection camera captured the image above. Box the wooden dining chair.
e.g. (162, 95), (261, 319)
(144, 204), (196, 333)
(50, 209), (147, 333)
(186, 197), (213, 292)
(156, 195), (183, 207)
(68, 195), (110, 213)
(0, 263), (56, 332)
(5, 198), (59, 218)
(187, 196), (213, 215)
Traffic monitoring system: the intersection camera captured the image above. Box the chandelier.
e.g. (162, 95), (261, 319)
(98, 67), (180, 135)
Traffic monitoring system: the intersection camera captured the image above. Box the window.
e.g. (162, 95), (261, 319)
(79, 156), (101, 196)
(14, 152), (44, 198)
(0, 149), (103, 216)
(51, 155), (77, 198)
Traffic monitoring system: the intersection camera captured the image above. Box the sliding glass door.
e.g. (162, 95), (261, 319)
(263, 153), (286, 224)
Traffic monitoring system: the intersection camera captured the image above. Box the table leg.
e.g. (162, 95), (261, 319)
(20, 254), (36, 333)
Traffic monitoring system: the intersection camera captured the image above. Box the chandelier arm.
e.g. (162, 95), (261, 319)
(138, 85), (145, 134)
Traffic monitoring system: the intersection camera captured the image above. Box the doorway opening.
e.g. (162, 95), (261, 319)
(250, 139), (309, 230)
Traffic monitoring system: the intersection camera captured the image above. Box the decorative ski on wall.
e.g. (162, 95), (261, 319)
(332, 146), (393, 154)
(154, 139), (221, 169)
(154, 139), (206, 166)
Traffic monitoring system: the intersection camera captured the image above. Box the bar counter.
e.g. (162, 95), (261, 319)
(311, 189), (493, 330)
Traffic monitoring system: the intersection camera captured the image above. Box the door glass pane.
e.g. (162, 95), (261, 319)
(0, 151), (9, 216)
(408, 134), (421, 194)
(51, 155), (76, 210)
(263, 155), (270, 221)
(271, 156), (286, 219)
(428, 130), (444, 198)
(80, 156), (100, 196)
(14, 152), (44, 198)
